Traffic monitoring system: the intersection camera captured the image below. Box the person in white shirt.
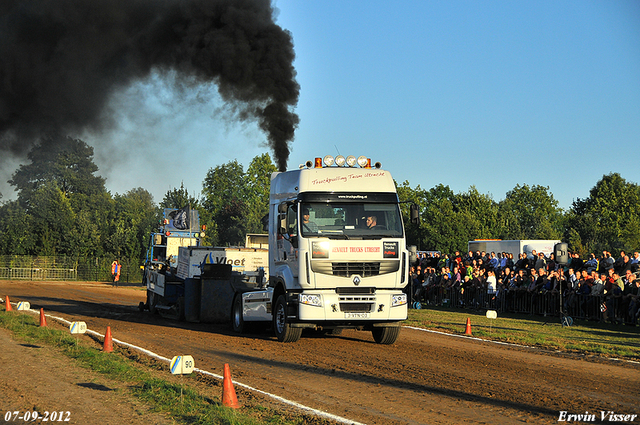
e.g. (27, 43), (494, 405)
(486, 269), (497, 295)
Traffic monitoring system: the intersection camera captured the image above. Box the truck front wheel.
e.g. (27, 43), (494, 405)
(231, 294), (245, 333)
(372, 325), (401, 344)
(273, 295), (302, 343)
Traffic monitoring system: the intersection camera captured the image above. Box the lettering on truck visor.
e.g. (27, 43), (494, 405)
(332, 247), (381, 253)
(312, 242), (392, 259)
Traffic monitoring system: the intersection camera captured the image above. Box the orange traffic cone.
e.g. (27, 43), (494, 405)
(222, 363), (240, 409)
(103, 326), (113, 352)
(39, 308), (47, 327)
(5, 295), (12, 311)
(465, 317), (472, 336)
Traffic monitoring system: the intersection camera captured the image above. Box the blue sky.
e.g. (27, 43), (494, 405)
(4, 0), (637, 211)
(273, 0), (640, 210)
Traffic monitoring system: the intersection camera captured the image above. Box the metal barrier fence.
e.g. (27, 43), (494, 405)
(0, 267), (77, 280)
(0, 256), (143, 283)
(413, 285), (621, 323)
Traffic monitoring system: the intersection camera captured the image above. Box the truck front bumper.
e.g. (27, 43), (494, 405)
(297, 290), (407, 322)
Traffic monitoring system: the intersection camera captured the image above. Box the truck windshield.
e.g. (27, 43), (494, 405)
(300, 202), (404, 238)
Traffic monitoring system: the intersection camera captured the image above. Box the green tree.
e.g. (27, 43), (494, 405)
(0, 200), (34, 255)
(567, 173), (640, 253)
(201, 160), (245, 245)
(107, 188), (158, 260)
(201, 155), (275, 246)
(29, 182), (75, 256)
(453, 186), (499, 241)
(416, 184), (463, 253)
(2, 134), (114, 258)
(9, 134), (106, 205)
(244, 154), (277, 234)
(398, 182), (501, 254)
(160, 183), (200, 210)
(497, 184), (563, 240)
(217, 199), (248, 246)
(71, 191), (115, 258)
(0, 134), (163, 261)
(396, 180), (427, 249)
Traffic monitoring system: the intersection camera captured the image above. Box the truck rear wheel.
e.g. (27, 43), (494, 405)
(232, 294), (245, 333)
(372, 325), (401, 344)
(273, 295), (302, 343)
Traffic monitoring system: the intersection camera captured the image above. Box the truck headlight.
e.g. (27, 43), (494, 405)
(392, 294), (407, 307)
(300, 294), (322, 307)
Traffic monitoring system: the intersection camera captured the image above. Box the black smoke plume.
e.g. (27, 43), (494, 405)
(0, 0), (299, 171)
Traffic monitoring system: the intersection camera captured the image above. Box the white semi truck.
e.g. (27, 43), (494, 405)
(233, 155), (418, 343)
(144, 155), (418, 344)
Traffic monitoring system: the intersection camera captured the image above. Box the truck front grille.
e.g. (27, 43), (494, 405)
(336, 287), (375, 294)
(332, 262), (379, 277)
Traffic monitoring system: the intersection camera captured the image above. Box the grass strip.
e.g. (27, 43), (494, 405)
(407, 306), (640, 359)
(0, 311), (328, 425)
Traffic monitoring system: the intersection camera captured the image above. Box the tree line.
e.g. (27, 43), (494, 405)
(0, 134), (638, 263)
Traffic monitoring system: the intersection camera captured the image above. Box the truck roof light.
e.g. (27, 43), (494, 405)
(323, 155), (334, 167)
(310, 155), (378, 168)
(165, 231), (171, 236)
(357, 156), (369, 168)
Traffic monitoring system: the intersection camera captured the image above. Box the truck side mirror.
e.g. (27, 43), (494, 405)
(261, 214), (269, 232)
(409, 245), (418, 266)
(410, 204), (420, 225)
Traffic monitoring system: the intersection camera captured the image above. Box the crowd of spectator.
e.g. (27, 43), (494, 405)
(409, 249), (640, 325)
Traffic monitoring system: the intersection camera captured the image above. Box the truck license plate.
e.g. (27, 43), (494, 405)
(344, 312), (370, 319)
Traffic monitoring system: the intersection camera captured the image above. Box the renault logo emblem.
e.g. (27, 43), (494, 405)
(352, 275), (361, 286)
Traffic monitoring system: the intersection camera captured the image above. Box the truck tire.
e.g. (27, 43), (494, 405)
(231, 294), (245, 333)
(273, 295), (302, 343)
(147, 290), (157, 315)
(372, 325), (401, 344)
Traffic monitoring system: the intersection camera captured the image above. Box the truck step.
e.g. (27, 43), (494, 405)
(154, 304), (173, 311)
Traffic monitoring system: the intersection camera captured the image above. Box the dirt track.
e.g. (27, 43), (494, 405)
(1, 280), (639, 425)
